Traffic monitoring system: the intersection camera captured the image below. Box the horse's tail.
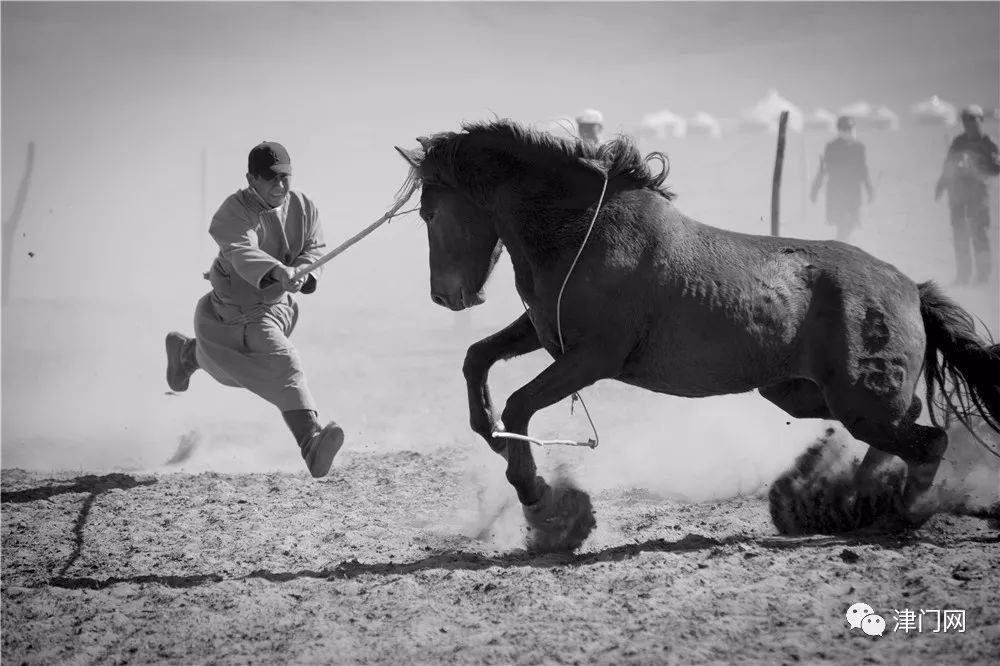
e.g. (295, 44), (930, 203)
(918, 281), (1000, 437)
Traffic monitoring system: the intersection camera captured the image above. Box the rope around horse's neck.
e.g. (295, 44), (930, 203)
(557, 172), (609, 354)
(556, 173), (609, 449)
(494, 173), (609, 450)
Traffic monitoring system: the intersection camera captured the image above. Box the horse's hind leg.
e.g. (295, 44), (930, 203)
(854, 397), (924, 479)
(829, 389), (948, 523)
(760, 378), (944, 524)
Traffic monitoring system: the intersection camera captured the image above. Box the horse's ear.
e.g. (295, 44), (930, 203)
(394, 145), (424, 170)
(416, 136), (433, 151)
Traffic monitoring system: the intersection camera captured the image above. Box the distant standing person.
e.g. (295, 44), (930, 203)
(576, 108), (605, 147)
(810, 116), (875, 242)
(165, 141), (345, 478)
(935, 105), (1000, 285)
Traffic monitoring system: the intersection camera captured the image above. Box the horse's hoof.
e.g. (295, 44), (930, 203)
(891, 458), (945, 529)
(897, 487), (938, 530)
(523, 483), (596, 553)
(770, 442), (914, 535)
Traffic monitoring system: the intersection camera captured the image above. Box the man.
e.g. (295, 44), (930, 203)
(576, 108), (604, 147)
(165, 141), (344, 478)
(935, 105), (1000, 285)
(810, 115), (875, 242)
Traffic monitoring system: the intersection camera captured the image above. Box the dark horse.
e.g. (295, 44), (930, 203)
(394, 120), (1000, 550)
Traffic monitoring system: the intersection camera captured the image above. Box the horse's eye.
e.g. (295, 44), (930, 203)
(421, 209), (435, 223)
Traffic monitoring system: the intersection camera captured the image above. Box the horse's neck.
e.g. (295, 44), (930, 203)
(499, 189), (684, 305)
(495, 206), (597, 312)
(496, 224), (541, 305)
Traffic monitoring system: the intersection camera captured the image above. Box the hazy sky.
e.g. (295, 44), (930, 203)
(2, 1), (999, 305)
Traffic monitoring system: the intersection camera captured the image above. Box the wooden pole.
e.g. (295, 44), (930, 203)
(291, 182), (418, 281)
(771, 111), (789, 237)
(800, 131), (808, 226)
(2, 141), (35, 305)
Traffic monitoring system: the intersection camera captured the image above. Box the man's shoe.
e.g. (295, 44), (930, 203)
(165, 332), (197, 392)
(301, 422), (345, 478)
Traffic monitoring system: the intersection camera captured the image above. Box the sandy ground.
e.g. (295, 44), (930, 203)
(2, 437), (999, 665)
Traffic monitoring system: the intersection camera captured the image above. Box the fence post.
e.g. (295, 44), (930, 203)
(771, 111), (790, 237)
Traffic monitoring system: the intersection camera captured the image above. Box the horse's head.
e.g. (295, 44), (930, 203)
(395, 138), (503, 311)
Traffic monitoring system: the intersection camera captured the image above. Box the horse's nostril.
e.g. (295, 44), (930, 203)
(431, 293), (447, 307)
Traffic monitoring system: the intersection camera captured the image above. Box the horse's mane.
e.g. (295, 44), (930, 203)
(410, 119), (675, 202)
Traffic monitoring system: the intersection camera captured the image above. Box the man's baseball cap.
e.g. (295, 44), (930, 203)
(577, 108), (604, 125)
(248, 141), (292, 176)
(961, 105), (984, 119)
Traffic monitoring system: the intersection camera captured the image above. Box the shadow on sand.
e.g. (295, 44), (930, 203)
(2, 473), (158, 577)
(41, 528), (998, 591)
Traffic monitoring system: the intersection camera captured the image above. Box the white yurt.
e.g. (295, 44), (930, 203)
(686, 111), (723, 137)
(838, 101), (900, 131)
(639, 109), (687, 139)
(803, 108), (838, 132)
(739, 89), (804, 133)
(872, 105), (901, 131)
(910, 95), (958, 126)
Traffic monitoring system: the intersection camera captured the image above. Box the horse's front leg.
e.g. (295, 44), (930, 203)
(500, 348), (619, 551)
(463, 311), (542, 457)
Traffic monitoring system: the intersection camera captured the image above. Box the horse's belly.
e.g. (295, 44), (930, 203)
(618, 368), (761, 398)
(619, 338), (795, 398)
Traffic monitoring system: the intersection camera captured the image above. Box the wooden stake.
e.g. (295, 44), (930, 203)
(771, 110), (789, 237)
(2, 142), (35, 304)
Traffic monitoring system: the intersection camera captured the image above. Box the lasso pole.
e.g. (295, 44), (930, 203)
(771, 110), (790, 237)
(291, 182), (418, 281)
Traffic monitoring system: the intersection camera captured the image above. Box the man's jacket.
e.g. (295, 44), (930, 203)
(939, 133), (1000, 204)
(206, 188), (326, 306)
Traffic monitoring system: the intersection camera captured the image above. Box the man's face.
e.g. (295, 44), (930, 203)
(248, 171), (290, 208)
(962, 114), (983, 136)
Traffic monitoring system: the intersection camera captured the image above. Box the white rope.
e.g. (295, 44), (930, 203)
(491, 430), (598, 449)
(557, 172), (609, 354)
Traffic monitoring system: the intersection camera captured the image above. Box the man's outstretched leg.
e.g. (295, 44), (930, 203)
(283, 409), (345, 478)
(165, 332), (200, 392)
